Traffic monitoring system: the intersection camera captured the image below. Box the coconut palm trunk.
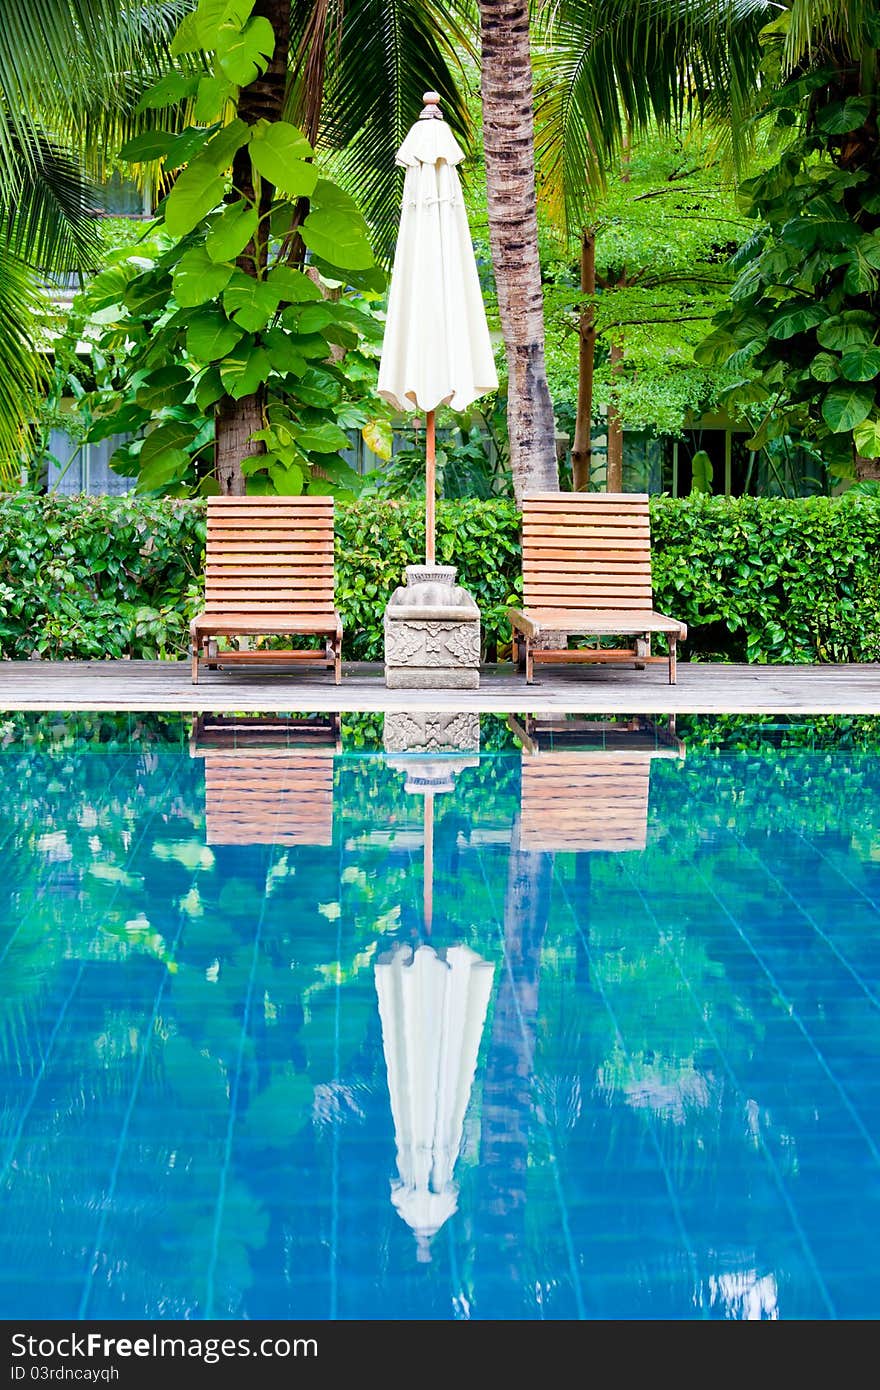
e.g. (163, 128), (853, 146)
(479, 0), (558, 501)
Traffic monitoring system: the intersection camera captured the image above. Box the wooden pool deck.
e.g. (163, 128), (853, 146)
(0, 659), (877, 715)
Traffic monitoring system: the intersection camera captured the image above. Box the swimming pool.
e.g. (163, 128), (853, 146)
(1, 710), (879, 1321)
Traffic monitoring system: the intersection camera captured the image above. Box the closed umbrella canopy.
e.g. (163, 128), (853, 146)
(378, 93), (498, 563)
(375, 941), (495, 1260)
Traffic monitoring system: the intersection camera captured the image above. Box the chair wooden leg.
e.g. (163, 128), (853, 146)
(669, 634), (677, 685)
(526, 637), (535, 685)
(328, 637), (342, 685)
(515, 633), (526, 672)
(635, 635), (650, 670)
(191, 643), (199, 685)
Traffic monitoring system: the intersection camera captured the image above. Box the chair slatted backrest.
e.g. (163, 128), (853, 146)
(203, 752), (334, 846)
(521, 493), (653, 612)
(520, 752), (653, 852)
(205, 496), (336, 617)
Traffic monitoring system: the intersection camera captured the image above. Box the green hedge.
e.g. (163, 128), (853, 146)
(0, 493), (877, 663)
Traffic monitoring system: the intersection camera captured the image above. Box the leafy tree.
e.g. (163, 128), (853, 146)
(86, 0), (471, 495)
(56, 223), (386, 497)
(697, 2), (880, 483)
(542, 131), (754, 489)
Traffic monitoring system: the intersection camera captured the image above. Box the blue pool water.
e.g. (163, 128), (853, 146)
(1, 711), (879, 1321)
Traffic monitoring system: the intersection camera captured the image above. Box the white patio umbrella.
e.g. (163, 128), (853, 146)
(375, 941), (495, 1260)
(377, 92), (498, 565)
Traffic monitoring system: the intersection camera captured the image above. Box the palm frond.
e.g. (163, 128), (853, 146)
(783, 0), (872, 69)
(534, 0), (771, 240)
(0, 2), (187, 192)
(2, 130), (102, 273)
(300, 0), (476, 262)
(0, 252), (44, 485)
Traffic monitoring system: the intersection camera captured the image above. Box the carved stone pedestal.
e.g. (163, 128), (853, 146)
(384, 572), (480, 689)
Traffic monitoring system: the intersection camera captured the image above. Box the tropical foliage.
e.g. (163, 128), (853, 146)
(697, 2), (880, 482)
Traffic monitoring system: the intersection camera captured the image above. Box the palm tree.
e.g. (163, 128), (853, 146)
(479, 0), (559, 500)
(0, 1), (181, 480)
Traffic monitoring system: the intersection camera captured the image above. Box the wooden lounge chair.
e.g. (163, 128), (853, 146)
(507, 493), (687, 684)
(190, 496), (342, 684)
(508, 716), (685, 854)
(190, 714), (339, 846)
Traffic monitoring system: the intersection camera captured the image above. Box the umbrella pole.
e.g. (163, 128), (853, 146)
(423, 791), (434, 936)
(425, 409), (436, 565)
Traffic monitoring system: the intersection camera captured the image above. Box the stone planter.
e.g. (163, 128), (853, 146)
(383, 569), (480, 689)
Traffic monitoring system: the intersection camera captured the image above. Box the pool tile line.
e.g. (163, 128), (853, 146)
(550, 864), (708, 1319)
(727, 831), (880, 1017)
(616, 854), (837, 1320)
(793, 829), (880, 921)
(686, 857), (880, 1175)
(476, 848), (587, 1321)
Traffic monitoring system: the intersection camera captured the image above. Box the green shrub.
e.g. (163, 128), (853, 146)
(0, 494), (205, 660)
(0, 492), (877, 664)
(650, 494), (880, 663)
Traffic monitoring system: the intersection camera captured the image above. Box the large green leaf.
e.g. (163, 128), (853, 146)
(780, 198), (861, 250)
(300, 210), (374, 270)
(816, 312), (876, 351)
(292, 422), (351, 453)
(769, 303), (827, 339)
(186, 309), (244, 361)
(164, 159), (227, 238)
(216, 15), (275, 85)
(839, 346), (880, 382)
(195, 0), (256, 48)
(809, 352), (840, 382)
(173, 246), (235, 307)
(268, 266), (322, 303)
(135, 448), (192, 493)
(136, 72), (200, 113)
(220, 344), (273, 398)
(262, 327), (307, 376)
(856, 233), (880, 269)
(135, 366), (192, 410)
(202, 118), (251, 173)
(123, 269), (172, 316)
(853, 417), (880, 459)
(269, 462), (305, 495)
(816, 97), (872, 134)
(206, 200), (259, 262)
(223, 275), (280, 331)
(194, 74), (235, 123)
(140, 420), (198, 466)
(195, 366), (225, 411)
(119, 131), (174, 163)
(292, 369), (341, 407)
(821, 383), (876, 433)
(164, 126), (216, 170)
(248, 121), (317, 197)
(292, 304), (336, 334)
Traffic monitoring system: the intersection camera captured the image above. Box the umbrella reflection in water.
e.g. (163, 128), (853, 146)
(375, 713), (495, 1260)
